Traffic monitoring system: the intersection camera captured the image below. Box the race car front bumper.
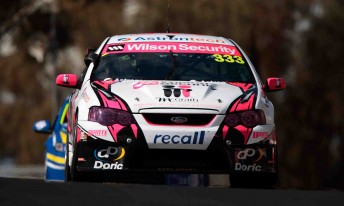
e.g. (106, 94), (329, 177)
(73, 131), (277, 174)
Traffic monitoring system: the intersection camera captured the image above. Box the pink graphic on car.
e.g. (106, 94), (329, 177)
(93, 81), (138, 142)
(133, 81), (159, 89)
(222, 83), (256, 144)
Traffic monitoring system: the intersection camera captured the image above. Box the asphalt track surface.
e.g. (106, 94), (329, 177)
(0, 177), (343, 206)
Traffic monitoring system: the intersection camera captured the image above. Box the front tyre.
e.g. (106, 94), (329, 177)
(230, 146), (278, 188)
(229, 172), (278, 188)
(64, 141), (72, 182)
(69, 124), (103, 182)
(69, 142), (84, 182)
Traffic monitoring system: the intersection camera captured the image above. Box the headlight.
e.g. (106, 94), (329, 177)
(88, 106), (133, 126)
(225, 110), (266, 128)
(225, 113), (240, 127)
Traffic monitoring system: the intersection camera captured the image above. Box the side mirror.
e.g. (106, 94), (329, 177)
(33, 120), (52, 134)
(56, 74), (78, 88)
(265, 77), (286, 92)
(84, 48), (98, 67)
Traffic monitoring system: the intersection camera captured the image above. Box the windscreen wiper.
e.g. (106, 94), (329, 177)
(165, 50), (177, 80)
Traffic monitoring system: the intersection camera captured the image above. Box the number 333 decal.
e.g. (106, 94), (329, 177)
(213, 54), (245, 64)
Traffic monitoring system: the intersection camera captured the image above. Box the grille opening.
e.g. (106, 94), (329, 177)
(129, 149), (230, 171)
(143, 113), (215, 126)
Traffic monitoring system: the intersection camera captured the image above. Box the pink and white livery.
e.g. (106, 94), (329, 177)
(56, 33), (286, 187)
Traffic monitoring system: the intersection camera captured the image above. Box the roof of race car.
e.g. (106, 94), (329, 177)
(106, 33), (234, 46)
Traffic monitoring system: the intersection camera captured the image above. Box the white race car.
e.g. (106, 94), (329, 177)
(56, 33), (286, 186)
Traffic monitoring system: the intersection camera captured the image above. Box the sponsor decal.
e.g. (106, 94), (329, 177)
(63, 74), (69, 84)
(88, 130), (107, 136)
(106, 44), (125, 52)
(235, 163), (262, 172)
(81, 88), (90, 102)
(156, 84), (197, 102)
(236, 148), (264, 163)
(80, 130), (88, 141)
(117, 36), (226, 44)
(94, 161), (123, 170)
(133, 81), (214, 90)
(252, 132), (269, 138)
(163, 85), (192, 98)
(55, 143), (64, 152)
(162, 81), (211, 87)
(94, 146), (126, 162)
(154, 131), (205, 144)
(102, 42), (239, 56)
(156, 97), (199, 102)
(133, 102), (220, 110)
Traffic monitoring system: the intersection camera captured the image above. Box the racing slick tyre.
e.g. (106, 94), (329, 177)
(68, 115), (104, 183)
(230, 147), (279, 188)
(229, 172), (278, 189)
(105, 172), (165, 185)
(64, 141), (72, 182)
(69, 138), (104, 182)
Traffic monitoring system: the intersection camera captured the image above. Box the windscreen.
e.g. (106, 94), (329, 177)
(91, 42), (255, 82)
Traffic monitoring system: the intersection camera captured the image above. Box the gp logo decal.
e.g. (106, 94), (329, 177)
(94, 146), (125, 162)
(236, 148), (264, 163)
(102, 42), (240, 56)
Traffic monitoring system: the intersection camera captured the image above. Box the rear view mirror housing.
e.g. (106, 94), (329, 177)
(33, 120), (52, 134)
(265, 77), (286, 92)
(56, 74), (79, 88)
